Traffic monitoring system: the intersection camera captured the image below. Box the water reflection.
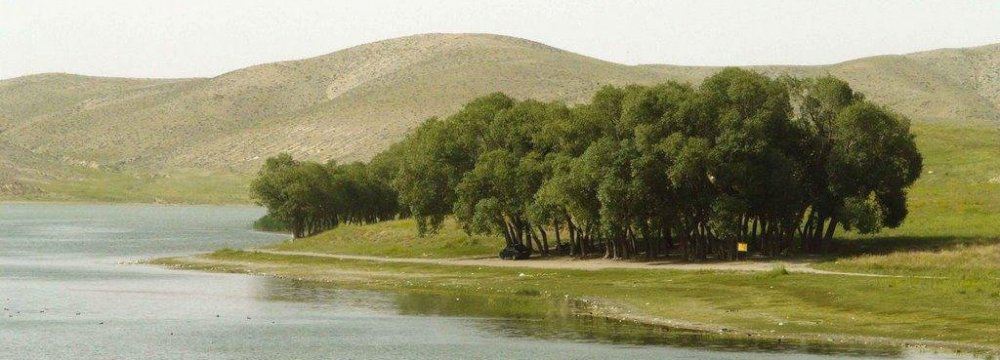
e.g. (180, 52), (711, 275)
(256, 278), (906, 358)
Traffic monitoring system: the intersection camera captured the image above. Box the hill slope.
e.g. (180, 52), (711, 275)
(1, 33), (999, 201)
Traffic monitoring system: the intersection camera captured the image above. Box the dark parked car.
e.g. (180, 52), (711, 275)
(498, 244), (531, 260)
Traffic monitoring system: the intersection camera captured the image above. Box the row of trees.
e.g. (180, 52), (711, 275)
(252, 68), (922, 260)
(250, 154), (399, 238)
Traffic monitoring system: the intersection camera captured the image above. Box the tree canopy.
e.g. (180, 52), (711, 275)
(250, 155), (398, 238)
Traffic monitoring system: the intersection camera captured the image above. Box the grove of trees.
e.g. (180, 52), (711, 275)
(250, 153), (399, 238)
(251, 68), (922, 260)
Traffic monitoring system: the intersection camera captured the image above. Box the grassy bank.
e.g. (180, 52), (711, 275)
(154, 249), (1000, 353)
(267, 218), (502, 258)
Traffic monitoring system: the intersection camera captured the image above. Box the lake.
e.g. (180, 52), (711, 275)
(0, 203), (969, 359)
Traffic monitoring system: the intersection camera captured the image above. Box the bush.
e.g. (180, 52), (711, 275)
(253, 214), (289, 233)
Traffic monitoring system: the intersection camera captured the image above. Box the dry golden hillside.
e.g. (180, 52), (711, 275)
(1, 33), (998, 201)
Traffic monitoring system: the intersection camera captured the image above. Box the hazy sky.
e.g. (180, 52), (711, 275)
(3, 0), (999, 80)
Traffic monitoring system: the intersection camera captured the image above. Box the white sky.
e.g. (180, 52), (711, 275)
(2, 0), (999, 80)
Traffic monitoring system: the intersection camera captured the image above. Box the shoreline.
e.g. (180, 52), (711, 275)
(149, 251), (1000, 357)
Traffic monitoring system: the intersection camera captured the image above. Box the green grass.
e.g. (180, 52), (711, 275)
(757, 265), (790, 278)
(268, 217), (503, 258)
(818, 244), (1000, 279)
(821, 122), (1000, 278)
(155, 249), (1000, 351)
(850, 122), (1000, 240)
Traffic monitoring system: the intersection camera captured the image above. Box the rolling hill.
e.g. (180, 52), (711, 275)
(1, 33), (999, 202)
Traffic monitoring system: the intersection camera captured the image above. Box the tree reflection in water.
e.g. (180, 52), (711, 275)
(256, 278), (903, 358)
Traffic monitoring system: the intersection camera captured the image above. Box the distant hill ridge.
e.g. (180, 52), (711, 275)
(1, 33), (999, 197)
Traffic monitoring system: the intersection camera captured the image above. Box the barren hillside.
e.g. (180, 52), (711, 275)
(1, 33), (998, 201)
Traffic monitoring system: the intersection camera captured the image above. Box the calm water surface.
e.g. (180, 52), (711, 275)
(0, 204), (971, 359)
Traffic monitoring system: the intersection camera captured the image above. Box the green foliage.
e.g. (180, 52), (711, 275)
(253, 213), (289, 233)
(841, 195), (883, 234)
(390, 94), (519, 236)
(383, 69), (922, 260)
(250, 153), (399, 238)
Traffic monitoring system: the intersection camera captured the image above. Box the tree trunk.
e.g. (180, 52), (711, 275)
(503, 221), (516, 246)
(536, 225), (549, 256)
(554, 221), (562, 246)
(522, 223), (534, 254)
(822, 216), (838, 253)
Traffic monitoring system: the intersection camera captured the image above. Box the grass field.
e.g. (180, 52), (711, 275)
(818, 244), (1000, 279)
(846, 122), (1000, 240)
(821, 122), (1000, 279)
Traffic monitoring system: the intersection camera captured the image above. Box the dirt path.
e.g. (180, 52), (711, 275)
(252, 249), (945, 278)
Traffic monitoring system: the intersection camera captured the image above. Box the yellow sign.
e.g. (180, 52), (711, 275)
(737, 242), (748, 252)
